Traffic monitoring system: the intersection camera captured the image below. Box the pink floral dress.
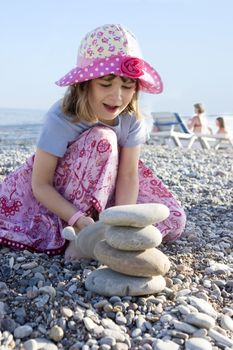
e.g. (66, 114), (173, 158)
(0, 126), (186, 255)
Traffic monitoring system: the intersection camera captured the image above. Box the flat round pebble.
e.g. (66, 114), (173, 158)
(94, 241), (170, 277)
(85, 267), (166, 296)
(14, 325), (33, 338)
(185, 337), (212, 350)
(99, 203), (170, 227)
(185, 312), (215, 329)
(105, 225), (162, 250)
(49, 325), (64, 341)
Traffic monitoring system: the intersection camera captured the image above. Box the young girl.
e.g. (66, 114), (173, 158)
(216, 117), (228, 135)
(0, 24), (186, 260)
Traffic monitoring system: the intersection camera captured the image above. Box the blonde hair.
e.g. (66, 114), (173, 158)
(62, 80), (140, 123)
(194, 103), (205, 114)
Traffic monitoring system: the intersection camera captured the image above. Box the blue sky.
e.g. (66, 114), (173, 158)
(1, 0), (233, 116)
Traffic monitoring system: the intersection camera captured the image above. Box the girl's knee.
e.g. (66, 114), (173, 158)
(174, 206), (186, 228)
(89, 126), (117, 144)
(70, 126), (118, 156)
(89, 127), (118, 155)
(163, 207), (186, 242)
(156, 202), (186, 243)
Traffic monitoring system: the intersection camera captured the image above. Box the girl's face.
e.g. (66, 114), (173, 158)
(88, 75), (136, 125)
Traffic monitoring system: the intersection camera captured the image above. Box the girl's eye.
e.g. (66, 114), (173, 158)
(100, 84), (111, 87)
(99, 83), (135, 89)
(122, 85), (133, 90)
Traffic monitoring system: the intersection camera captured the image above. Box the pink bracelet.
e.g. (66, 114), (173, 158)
(68, 211), (83, 226)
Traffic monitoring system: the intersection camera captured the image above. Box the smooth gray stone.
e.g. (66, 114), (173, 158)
(94, 241), (170, 277)
(153, 339), (180, 350)
(76, 221), (107, 259)
(24, 338), (58, 350)
(220, 314), (233, 332)
(62, 226), (76, 240)
(173, 320), (198, 334)
(14, 325), (33, 338)
(85, 267), (166, 296)
(99, 203), (170, 227)
(105, 225), (162, 250)
(185, 312), (215, 329)
(208, 328), (233, 347)
(188, 295), (218, 319)
(62, 222), (107, 259)
(185, 337), (212, 350)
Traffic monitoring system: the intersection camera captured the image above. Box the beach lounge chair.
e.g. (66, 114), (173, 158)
(150, 112), (196, 148)
(194, 133), (233, 150)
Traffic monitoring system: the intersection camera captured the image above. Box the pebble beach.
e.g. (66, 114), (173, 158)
(0, 134), (233, 350)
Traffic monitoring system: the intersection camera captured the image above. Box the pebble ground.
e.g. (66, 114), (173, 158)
(0, 138), (232, 350)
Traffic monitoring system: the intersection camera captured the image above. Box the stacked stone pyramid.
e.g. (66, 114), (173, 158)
(62, 203), (171, 297)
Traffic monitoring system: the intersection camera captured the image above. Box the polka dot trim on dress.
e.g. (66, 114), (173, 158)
(0, 237), (65, 256)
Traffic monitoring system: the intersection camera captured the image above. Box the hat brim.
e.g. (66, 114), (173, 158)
(55, 56), (163, 94)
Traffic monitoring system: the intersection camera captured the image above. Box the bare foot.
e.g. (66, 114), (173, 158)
(64, 240), (86, 262)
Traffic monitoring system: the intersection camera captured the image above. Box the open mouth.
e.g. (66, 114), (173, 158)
(103, 104), (119, 113)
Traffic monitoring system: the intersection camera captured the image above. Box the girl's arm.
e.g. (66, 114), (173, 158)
(115, 145), (141, 205)
(32, 148), (94, 229)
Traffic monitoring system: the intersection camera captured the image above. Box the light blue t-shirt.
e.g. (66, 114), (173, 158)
(37, 100), (148, 157)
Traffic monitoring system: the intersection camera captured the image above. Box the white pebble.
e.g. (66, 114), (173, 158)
(185, 337), (212, 350)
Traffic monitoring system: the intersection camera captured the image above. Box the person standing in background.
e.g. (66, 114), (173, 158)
(188, 103), (211, 134)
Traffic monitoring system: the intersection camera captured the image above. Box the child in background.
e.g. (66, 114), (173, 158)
(216, 117), (228, 135)
(0, 24), (186, 260)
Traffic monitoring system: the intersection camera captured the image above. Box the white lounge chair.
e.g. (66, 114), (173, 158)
(194, 133), (233, 150)
(150, 112), (196, 148)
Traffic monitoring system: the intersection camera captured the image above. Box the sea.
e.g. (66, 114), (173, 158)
(0, 107), (232, 145)
(0, 108), (44, 145)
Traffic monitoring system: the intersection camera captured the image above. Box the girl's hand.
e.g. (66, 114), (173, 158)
(75, 216), (95, 230)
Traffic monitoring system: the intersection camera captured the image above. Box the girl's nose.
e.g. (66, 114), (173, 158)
(110, 86), (123, 103)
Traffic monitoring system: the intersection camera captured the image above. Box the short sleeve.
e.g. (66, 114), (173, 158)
(123, 116), (149, 147)
(37, 102), (77, 157)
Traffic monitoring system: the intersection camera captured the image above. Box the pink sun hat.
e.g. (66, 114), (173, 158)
(55, 24), (163, 94)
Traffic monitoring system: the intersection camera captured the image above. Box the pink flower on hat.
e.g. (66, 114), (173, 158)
(121, 57), (144, 78)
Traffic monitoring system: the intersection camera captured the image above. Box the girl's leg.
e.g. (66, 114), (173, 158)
(137, 160), (186, 242)
(0, 126), (118, 256)
(55, 126), (118, 217)
(0, 156), (65, 255)
(54, 126), (119, 260)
